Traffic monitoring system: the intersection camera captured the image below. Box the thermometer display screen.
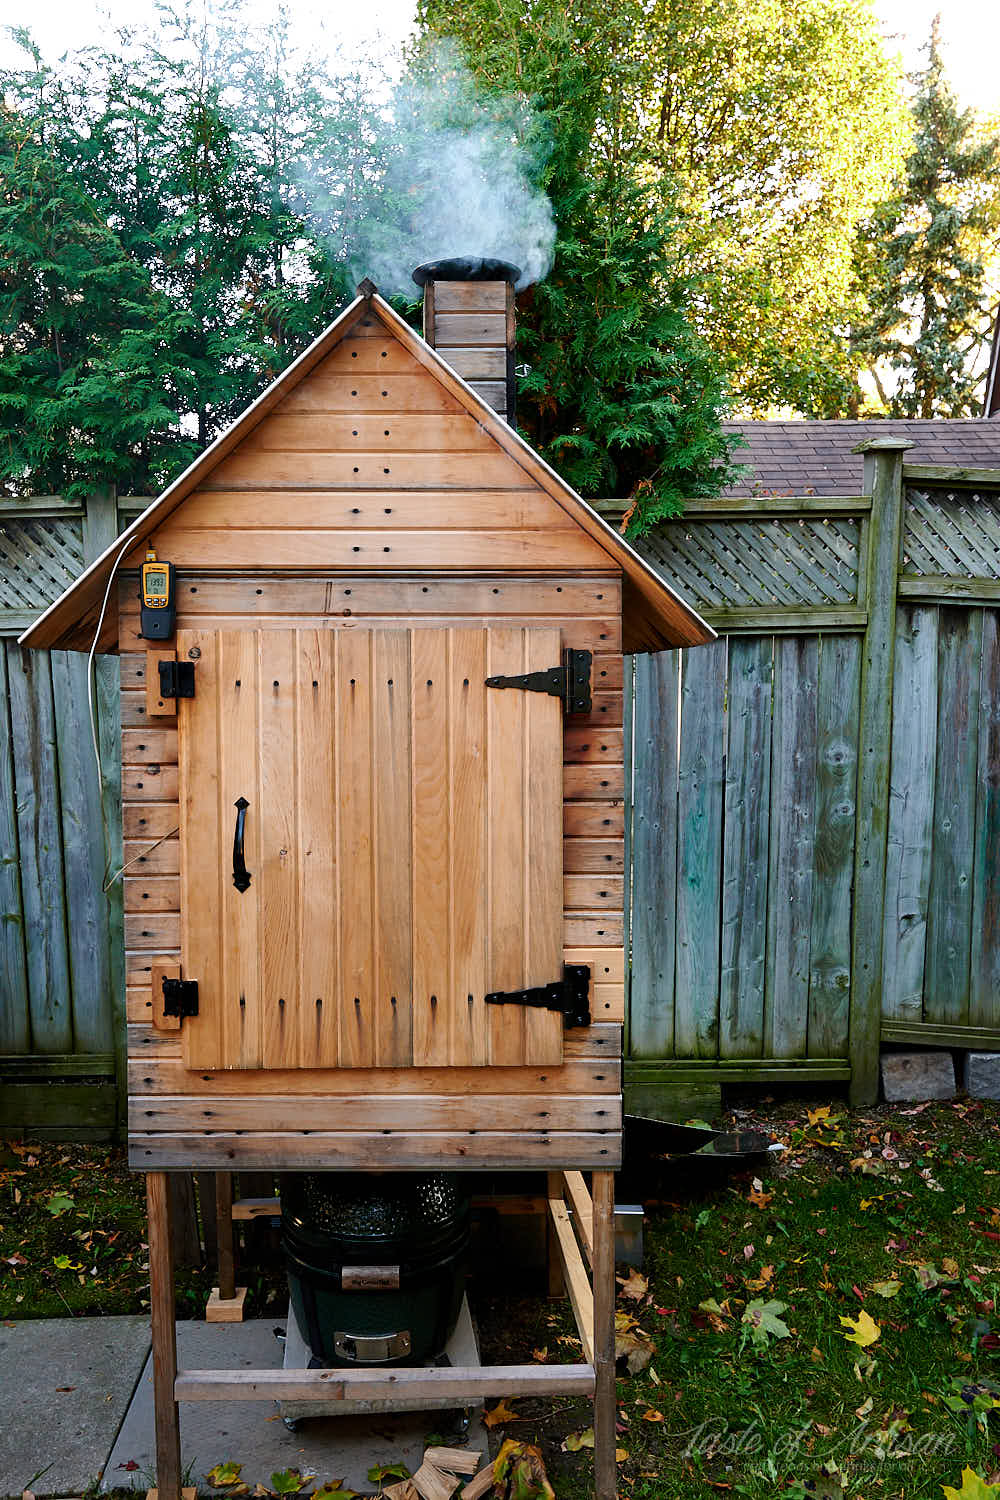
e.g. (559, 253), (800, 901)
(144, 570), (168, 597)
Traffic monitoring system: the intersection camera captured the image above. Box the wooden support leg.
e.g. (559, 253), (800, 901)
(147, 1172), (182, 1500)
(592, 1171), (617, 1500)
(546, 1171), (564, 1298)
(206, 1171), (247, 1321)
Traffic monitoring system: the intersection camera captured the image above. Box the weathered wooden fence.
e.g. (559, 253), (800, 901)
(623, 441), (1000, 1109)
(6, 448), (1000, 1133)
(0, 491), (135, 1138)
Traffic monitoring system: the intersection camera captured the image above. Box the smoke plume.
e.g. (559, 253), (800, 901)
(297, 39), (556, 296)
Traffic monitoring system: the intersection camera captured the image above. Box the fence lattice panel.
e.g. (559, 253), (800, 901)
(0, 517), (86, 610)
(903, 487), (1000, 579)
(640, 515), (861, 611)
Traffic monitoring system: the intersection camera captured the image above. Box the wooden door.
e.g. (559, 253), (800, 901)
(176, 626), (564, 1070)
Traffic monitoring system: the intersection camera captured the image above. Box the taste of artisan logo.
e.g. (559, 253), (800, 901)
(680, 1418), (959, 1463)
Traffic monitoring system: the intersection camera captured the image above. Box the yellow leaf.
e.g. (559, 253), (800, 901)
(615, 1449), (628, 1464)
(641, 1409), (664, 1423)
(748, 1178), (773, 1209)
(807, 1105), (831, 1126)
(941, 1465), (1000, 1499)
(617, 1269), (649, 1301)
(531, 1347), (548, 1363)
(841, 1310), (881, 1348)
(942, 1256), (960, 1277)
(484, 1399), (519, 1428)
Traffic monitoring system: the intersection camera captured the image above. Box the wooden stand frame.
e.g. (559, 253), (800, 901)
(146, 1169), (617, 1500)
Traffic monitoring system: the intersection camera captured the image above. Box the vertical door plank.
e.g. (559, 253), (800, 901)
(0, 643), (29, 1051)
(179, 631), (225, 1070)
(720, 637), (772, 1059)
(296, 631), (339, 1067)
(674, 641), (726, 1059)
(808, 634), (860, 1058)
(372, 630), (413, 1067)
(486, 628), (527, 1065)
(628, 651), (679, 1060)
(524, 627), (564, 1064)
(448, 629), (488, 1065)
(765, 636), (818, 1059)
(51, 649), (113, 1052)
(8, 646), (73, 1053)
(258, 632), (300, 1069)
(881, 606), (937, 1023)
(971, 609), (1000, 1027)
(336, 631), (376, 1067)
(219, 632), (262, 1070)
(412, 630), (450, 1066)
(925, 606), (982, 1027)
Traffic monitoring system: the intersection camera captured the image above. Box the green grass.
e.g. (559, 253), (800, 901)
(7, 1098), (1000, 1499)
(481, 1096), (1000, 1500)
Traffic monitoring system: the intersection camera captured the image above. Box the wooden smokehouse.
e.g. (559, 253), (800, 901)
(22, 264), (712, 1500)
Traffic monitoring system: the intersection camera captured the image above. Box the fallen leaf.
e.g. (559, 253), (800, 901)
(206, 1463), (244, 1489)
(748, 1179), (773, 1209)
(531, 1346), (548, 1363)
(871, 1280), (901, 1298)
(271, 1470), (310, 1494)
(941, 1467), (1000, 1499)
(808, 1106), (831, 1126)
(855, 1396), (874, 1419)
(840, 1311), (881, 1348)
(492, 1438), (554, 1500)
(366, 1462), (410, 1486)
(641, 1409), (664, 1423)
(484, 1399), (520, 1428)
(617, 1269), (649, 1301)
(313, 1483), (359, 1500)
(615, 1311), (655, 1374)
(741, 1298), (791, 1348)
(562, 1428), (595, 1452)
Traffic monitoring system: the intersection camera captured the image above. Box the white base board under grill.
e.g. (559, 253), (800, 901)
(279, 1293), (480, 1420)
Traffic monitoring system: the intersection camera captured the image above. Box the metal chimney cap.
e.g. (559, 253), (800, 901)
(412, 257), (521, 287)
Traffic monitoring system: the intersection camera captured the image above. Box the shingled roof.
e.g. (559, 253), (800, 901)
(724, 419), (1000, 496)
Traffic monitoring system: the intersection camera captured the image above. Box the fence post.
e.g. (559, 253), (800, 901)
(82, 487), (127, 1137)
(849, 439), (911, 1106)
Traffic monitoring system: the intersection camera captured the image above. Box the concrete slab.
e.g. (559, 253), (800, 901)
(0, 1314), (150, 1499)
(103, 1319), (486, 1497)
(964, 1052), (1000, 1099)
(882, 1050), (956, 1102)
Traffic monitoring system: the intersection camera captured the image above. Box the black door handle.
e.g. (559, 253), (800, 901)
(233, 797), (251, 892)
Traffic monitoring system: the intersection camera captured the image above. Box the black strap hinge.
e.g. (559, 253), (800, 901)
(485, 649), (591, 714)
(484, 964), (590, 1028)
(161, 976), (199, 1018)
(158, 659), (195, 700)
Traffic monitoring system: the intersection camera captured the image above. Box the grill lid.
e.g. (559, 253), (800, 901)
(281, 1172), (466, 1242)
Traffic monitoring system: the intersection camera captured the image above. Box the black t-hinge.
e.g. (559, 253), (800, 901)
(484, 964), (590, 1028)
(485, 649), (591, 714)
(161, 976), (199, 1019)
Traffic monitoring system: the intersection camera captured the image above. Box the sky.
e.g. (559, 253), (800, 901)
(0, 0), (998, 112)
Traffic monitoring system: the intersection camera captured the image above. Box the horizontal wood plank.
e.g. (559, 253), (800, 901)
(130, 1129), (622, 1170)
(128, 1056), (620, 1096)
(174, 1363), (595, 1402)
(130, 529), (611, 572)
(129, 1093), (621, 1133)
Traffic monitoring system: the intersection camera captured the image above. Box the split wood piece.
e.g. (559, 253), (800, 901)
(458, 1467), (495, 1500)
(412, 1461), (460, 1500)
(205, 1285), (247, 1323)
(547, 1194), (595, 1362)
(173, 1364), (596, 1401)
(147, 1172), (182, 1500)
(424, 1448), (483, 1475)
(592, 1170), (617, 1500)
(383, 1483), (419, 1500)
(563, 1170), (595, 1268)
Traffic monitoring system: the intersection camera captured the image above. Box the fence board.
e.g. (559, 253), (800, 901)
(6, 646), (73, 1053)
(674, 642), (726, 1058)
(0, 644), (29, 1050)
(925, 607), (982, 1026)
(807, 635), (860, 1057)
(629, 652), (679, 1058)
(971, 610), (1000, 1028)
(719, 637), (772, 1059)
(882, 607), (938, 1023)
(765, 637), (818, 1059)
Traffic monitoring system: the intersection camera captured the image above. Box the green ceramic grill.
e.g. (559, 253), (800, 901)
(280, 1172), (469, 1367)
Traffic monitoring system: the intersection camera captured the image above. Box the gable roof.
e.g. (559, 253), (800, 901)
(20, 289), (713, 655)
(723, 419), (1000, 497)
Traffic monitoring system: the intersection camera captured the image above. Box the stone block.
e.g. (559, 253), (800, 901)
(881, 1050), (955, 1103)
(964, 1052), (1000, 1099)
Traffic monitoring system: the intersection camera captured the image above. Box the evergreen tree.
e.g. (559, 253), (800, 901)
(412, 11), (741, 531)
(852, 21), (1000, 418)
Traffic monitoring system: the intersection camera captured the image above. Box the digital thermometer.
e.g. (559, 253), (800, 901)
(139, 549), (177, 640)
